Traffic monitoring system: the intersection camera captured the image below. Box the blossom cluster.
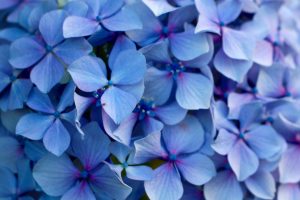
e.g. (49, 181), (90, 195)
(0, 0), (300, 199)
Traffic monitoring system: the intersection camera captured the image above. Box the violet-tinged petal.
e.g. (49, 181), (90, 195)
(177, 153), (216, 185)
(245, 125), (285, 160)
(33, 154), (78, 196)
(217, 0), (242, 24)
(110, 50), (146, 85)
(141, 117), (164, 134)
(195, 15), (220, 34)
(133, 131), (168, 164)
(144, 67), (173, 105)
(144, 163), (183, 200)
(142, 0), (176, 16)
(101, 86), (138, 124)
(102, 6), (142, 31)
(16, 114), (55, 140)
(222, 27), (255, 60)
(278, 184), (300, 200)
(204, 170), (243, 200)
(213, 48), (253, 83)
(63, 16), (100, 38)
(253, 40), (273, 67)
(26, 87), (55, 114)
(126, 166), (154, 181)
(90, 163), (132, 200)
(155, 102), (187, 125)
(212, 129), (237, 155)
(245, 170), (276, 199)
(9, 37), (46, 69)
(176, 72), (213, 110)
(39, 10), (67, 46)
(53, 38), (92, 65)
(287, 68), (300, 98)
(228, 140), (259, 181)
(162, 115), (205, 155)
(43, 119), (70, 156)
(195, 0), (218, 22)
(170, 31), (209, 61)
(72, 122), (110, 169)
(61, 181), (96, 200)
(256, 66), (285, 98)
(279, 145), (300, 183)
(167, 5), (197, 30)
(68, 56), (108, 92)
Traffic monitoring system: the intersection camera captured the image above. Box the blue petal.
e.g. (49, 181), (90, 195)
(110, 50), (146, 85)
(222, 27), (255, 60)
(26, 87), (55, 113)
(39, 10), (67, 46)
(0, 136), (23, 172)
(9, 37), (46, 69)
(162, 115), (205, 155)
(53, 38), (92, 65)
(228, 140), (259, 181)
(64, 1), (89, 17)
(217, 0), (242, 24)
(238, 102), (263, 131)
(141, 117), (164, 134)
(71, 122), (110, 169)
(33, 154), (78, 196)
(177, 152), (216, 185)
(7, 79), (32, 110)
(43, 119), (70, 156)
(101, 86), (138, 124)
(68, 56), (108, 92)
(212, 129), (238, 155)
(17, 159), (36, 194)
(176, 72), (213, 109)
(0, 27), (28, 42)
(109, 35), (136, 67)
(245, 170), (275, 199)
(139, 40), (172, 63)
(126, 166), (154, 181)
(167, 5), (197, 30)
(133, 131), (168, 164)
(279, 145), (300, 183)
(213, 48), (253, 83)
(30, 54), (65, 93)
(16, 113), (55, 140)
(253, 40), (273, 66)
(63, 16), (100, 38)
(155, 102), (187, 125)
(245, 125), (285, 160)
(89, 163), (132, 200)
(0, 71), (10, 92)
(144, 163), (183, 200)
(61, 181), (96, 200)
(204, 170), (243, 200)
(195, 15), (220, 34)
(0, 167), (16, 197)
(195, 0), (218, 22)
(142, 0), (176, 16)
(278, 184), (300, 200)
(74, 93), (94, 126)
(102, 6), (142, 31)
(109, 142), (131, 163)
(144, 67), (173, 105)
(57, 83), (76, 112)
(98, 0), (123, 19)
(170, 31), (209, 61)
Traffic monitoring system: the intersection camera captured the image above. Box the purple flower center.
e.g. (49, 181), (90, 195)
(166, 61), (185, 78)
(80, 170), (89, 179)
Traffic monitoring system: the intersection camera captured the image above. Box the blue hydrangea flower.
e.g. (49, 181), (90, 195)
(62, 0), (142, 38)
(126, 2), (209, 61)
(33, 122), (132, 200)
(102, 99), (187, 145)
(69, 36), (146, 125)
(141, 40), (214, 110)
(0, 45), (32, 111)
(16, 84), (76, 156)
(134, 115), (216, 200)
(212, 101), (286, 181)
(109, 141), (154, 181)
(9, 9), (92, 93)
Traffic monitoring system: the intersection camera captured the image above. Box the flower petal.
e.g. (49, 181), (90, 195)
(63, 16), (100, 38)
(26, 87), (55, 113)
(279, 145), (300, 183)
(278, 184), (300, 200)
(155, 102), (187, 125)
(62, 181), (96, 200)
(126, 166), (154, 181)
